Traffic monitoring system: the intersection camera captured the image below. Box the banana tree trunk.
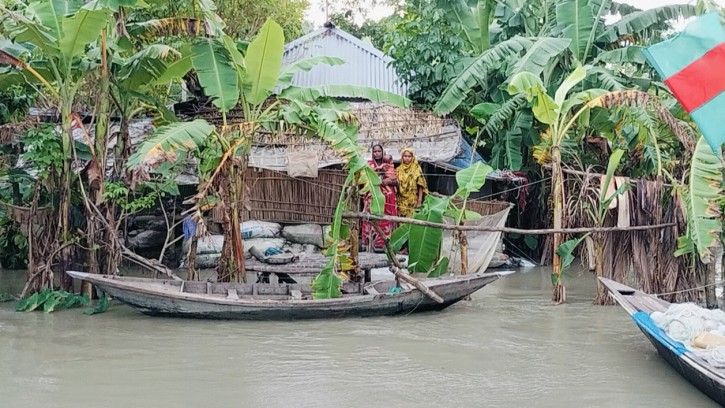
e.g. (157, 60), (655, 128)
(551, 147), (566, 303)
(59, 104), (74, 291)
(86, 33), (111, 291)
(217, 159), (247, 283)
(593, 234), (611, 305)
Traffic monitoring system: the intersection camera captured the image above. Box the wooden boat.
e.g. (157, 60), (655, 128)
(68, 270), (512, 320)
(599, 277), (725, 405)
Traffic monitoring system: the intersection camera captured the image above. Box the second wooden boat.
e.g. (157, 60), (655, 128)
(599, 277), (725, 406)
(68, 270), (512, 320)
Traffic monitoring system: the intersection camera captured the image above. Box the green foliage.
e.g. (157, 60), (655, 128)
(279, 85), (411, 108)
(554, 148), (627, 277)
(400, 162), (492, 276)
(434, 36), (532, 115)
(384, 0), (470, 106)
(556, 236), (587, 272)
(128, 119), (215, 168)
(597, 4), (696, 44)
(675, 137), (723, 264)
(555, 0), (596, 62)
(191, 39), (240, 112)
(243, 18), (285, 105)
(22, 124), (64, 180)
(15, 288), (89, 313)
(408, 195), (448, 273)
(213, 0), (308, 41)
(330, 10), (394, 50)
(0, 84), (36, 125)
(103, 181), (158, 213)
(83, 294), (110, 315)
(311, 245), (343, 299)
(0, 217), (27, 269)
(277, 56), (345, 89)
(510, 37), (571, 77)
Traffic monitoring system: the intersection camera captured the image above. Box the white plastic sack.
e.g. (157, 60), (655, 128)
(241, 220), (282, 239)
(178, 253), (221, 269)
(282, 224), (324, 247)
(182, 235), (224, 255)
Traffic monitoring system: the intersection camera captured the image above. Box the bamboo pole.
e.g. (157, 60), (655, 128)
(344, 212), (675, 235)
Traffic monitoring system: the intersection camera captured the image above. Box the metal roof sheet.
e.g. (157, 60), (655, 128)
(281, 25), (408, 97)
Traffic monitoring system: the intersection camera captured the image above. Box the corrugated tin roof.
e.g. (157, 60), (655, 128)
(281, 25), (408, 97)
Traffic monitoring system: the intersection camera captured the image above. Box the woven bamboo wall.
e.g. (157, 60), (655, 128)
(242, 168), (347, 224)
(464, 200), (513, 216)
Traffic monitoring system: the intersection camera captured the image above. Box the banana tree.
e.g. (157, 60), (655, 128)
(673, 136), (723, 306)
(1, 0), (113, 289)
(507, 64), (609, 302)
(129, 18), (408, 287)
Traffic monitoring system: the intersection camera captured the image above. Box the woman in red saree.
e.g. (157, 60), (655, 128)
(361, 144), (398, 252)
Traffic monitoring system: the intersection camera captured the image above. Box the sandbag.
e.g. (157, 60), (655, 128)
(244, 238), (286, 256)
(241, 220), (282, 239)
(178, 253), (221, 269)
(182, 235), (224, 255)
(282, 224), (324, 247)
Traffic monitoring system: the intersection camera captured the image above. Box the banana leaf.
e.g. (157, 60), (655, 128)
(128, 119), (214, 168)
(555, 235), (587, 274)
(510, 37), (570, 77)
(243, 19), (284, 106)
(59, 8), (110, 61)
(554, 64), (586, 110)
(507, 72), (558, 124)
(191, 39), (239, 112)
(597, 5), (696, 43)
(279, 85), (411, 108)
(408, 195), (449, 273)
(428, 256), (449, 278)
(454, 161), (493, 200)
(389, 224), (410, 253)
(675, 136), (723, 264)
(433, 36), (532, 115)
(277, 56), (345, 89)
(555, 0), (595, 61)
(311, 246), (343, 299)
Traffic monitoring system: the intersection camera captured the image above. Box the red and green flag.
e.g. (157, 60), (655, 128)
(643, 12), (725, 152)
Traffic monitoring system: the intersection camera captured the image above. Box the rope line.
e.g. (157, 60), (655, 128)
(652, 282), (719, 297)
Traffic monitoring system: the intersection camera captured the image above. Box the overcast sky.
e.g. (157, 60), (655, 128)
(305, 0), (724, 29)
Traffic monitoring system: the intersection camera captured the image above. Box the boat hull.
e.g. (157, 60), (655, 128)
(70, 271), (506, 320)
(600, 277), (725, 406)
(640, 327), (725, 406)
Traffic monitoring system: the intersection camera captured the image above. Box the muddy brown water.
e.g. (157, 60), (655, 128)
(0, 267), (719, 407)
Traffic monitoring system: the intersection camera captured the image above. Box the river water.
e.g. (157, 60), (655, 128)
(0, 266), (719, 408)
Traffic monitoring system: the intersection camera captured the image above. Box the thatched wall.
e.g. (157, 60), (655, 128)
(241, 168), (347, 224)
